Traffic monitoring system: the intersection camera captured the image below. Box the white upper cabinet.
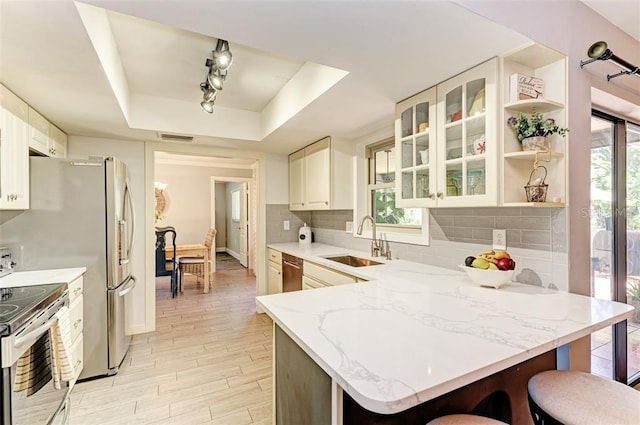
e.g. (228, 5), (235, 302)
(289, 136), (354, 211)
(500, 43), (567, 206)
(289, 149), (305, 210)
(28, 105), (67, 158)
(395, 58), (498, 208)
(49, 124), (68, 158)
(395, 87), (437, 208)
(28, 107), (50, 155)
(0, 85), (30, 210)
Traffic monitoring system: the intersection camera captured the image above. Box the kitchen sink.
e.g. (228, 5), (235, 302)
(324, 255), (382, 267)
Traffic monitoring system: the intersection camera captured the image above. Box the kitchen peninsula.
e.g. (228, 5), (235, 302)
(257, 243), (634, 424)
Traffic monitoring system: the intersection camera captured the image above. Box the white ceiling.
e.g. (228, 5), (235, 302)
(0, 0), (537, 155)
(8, 0), (636, 157)
(583, 0), (640, 42)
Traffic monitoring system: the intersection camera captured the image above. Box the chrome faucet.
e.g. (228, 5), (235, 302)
(357, 216), (381, 257)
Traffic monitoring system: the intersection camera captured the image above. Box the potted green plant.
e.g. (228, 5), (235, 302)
(507, 112), (569, 151)
(626, 279), (640, 323)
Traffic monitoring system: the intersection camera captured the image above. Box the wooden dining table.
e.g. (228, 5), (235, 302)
(166, 243), (212, 293)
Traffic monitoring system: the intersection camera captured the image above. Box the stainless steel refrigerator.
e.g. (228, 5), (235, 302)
(0, 156), (136, 380)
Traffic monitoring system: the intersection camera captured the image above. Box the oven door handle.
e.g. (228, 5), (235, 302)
(14, 316), (58, 351)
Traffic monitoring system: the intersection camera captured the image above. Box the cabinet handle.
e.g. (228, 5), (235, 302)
(73, 319), (82, 329)
(428, 192), (436, 200)
(325, 201), (328, 205)
(437, 192), (444, 199)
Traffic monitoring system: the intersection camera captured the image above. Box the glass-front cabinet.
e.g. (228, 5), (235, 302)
(395, 87), (437, 207)
(436, 58), (497, 207)
(394, 58), (497, 208)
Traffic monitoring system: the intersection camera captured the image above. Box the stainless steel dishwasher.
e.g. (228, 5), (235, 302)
(282, 253), (303, 292)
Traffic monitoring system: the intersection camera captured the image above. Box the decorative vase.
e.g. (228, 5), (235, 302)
(521, 136), (549, 151)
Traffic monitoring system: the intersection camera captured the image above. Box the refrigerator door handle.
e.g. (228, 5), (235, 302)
(119, 181), (136, 266)
(118, 275), (136, 297)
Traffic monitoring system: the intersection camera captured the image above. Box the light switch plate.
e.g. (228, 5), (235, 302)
(493, 229), (506, 250)
(283, 220), (290, 230)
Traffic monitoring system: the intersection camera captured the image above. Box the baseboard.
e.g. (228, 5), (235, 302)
(215, 247), (226, 253)
(226, 248), (243, 262)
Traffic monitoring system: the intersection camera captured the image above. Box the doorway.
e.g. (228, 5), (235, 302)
(211, 178), (252, 270)
(589, 110), (640, 385)
(145, 147), (265, 332)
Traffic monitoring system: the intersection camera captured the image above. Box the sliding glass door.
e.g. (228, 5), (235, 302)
(590, 111), (640, 385)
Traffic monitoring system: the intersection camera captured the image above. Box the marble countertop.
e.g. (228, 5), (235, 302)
(0, 267), (86, 287)
(258, 243), (634, 415)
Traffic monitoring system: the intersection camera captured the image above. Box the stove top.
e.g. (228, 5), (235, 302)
(0, 283), (67, 336)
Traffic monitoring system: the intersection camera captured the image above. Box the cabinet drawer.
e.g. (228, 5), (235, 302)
(268, 248), (282, 265)
(303, 261), (357, 286)
(69, 296), (83, 343)
(302, 275), (328, 290)
(68, 276), (83, 303)
(70, 333), (83, 379)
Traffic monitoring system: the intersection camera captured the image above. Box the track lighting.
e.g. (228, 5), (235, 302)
(199, 38), (232, 114)
(580, 41), (640, 81)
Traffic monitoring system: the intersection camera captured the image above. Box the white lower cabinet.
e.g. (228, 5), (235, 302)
(268, 248), (283, 294)
(303, 261), (358, 288)
(67, 275), (84, 379)
(302, 275), (328, 290)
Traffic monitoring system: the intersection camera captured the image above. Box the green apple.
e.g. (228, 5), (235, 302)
(471, 258), (490, 269)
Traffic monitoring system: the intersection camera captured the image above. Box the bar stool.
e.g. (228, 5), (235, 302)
(528, 370), (640, 425)
(427, 415), (507, 425)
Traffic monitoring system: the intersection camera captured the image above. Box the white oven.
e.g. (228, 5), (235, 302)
(1, 290), (71, 425)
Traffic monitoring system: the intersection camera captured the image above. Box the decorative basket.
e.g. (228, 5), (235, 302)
(524, 166), (548, 202)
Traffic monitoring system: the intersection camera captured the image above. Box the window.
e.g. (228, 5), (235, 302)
(368, 140), (422, 228)
(354, 134), (429, 246)
(231, 189), (240, 222)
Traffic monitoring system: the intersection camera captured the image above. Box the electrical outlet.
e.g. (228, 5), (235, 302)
(283, 220), (290, 230)
(493, 229), (506, 250)
(346, 221), (353, 233)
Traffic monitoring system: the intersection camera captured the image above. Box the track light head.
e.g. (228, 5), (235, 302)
(207, 69), (226, 91)
(202, 87), (217, 102)
(201, 100), (214, 114)
(212, 39), (233, 70)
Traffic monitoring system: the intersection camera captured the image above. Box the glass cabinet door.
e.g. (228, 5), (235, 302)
(437, 58), (496, 206)
(395, 87), (437, 207)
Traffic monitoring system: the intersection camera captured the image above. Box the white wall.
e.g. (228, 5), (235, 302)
(265, 153), (289, 204)
(67, 136), (147, 333)
(154, 163), (251, 245)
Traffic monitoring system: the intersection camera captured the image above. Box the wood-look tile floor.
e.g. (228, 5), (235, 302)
(69, 264), (273, 425)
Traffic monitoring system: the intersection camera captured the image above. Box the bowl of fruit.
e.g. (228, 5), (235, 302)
(460, 250), (516, 288)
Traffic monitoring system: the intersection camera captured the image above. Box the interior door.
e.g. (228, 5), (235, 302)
(239, 182), (248, 268)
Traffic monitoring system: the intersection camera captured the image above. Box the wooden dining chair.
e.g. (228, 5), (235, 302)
(177, 228), (216, 293)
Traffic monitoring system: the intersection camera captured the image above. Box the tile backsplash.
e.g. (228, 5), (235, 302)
(266, 204), (568, 290)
